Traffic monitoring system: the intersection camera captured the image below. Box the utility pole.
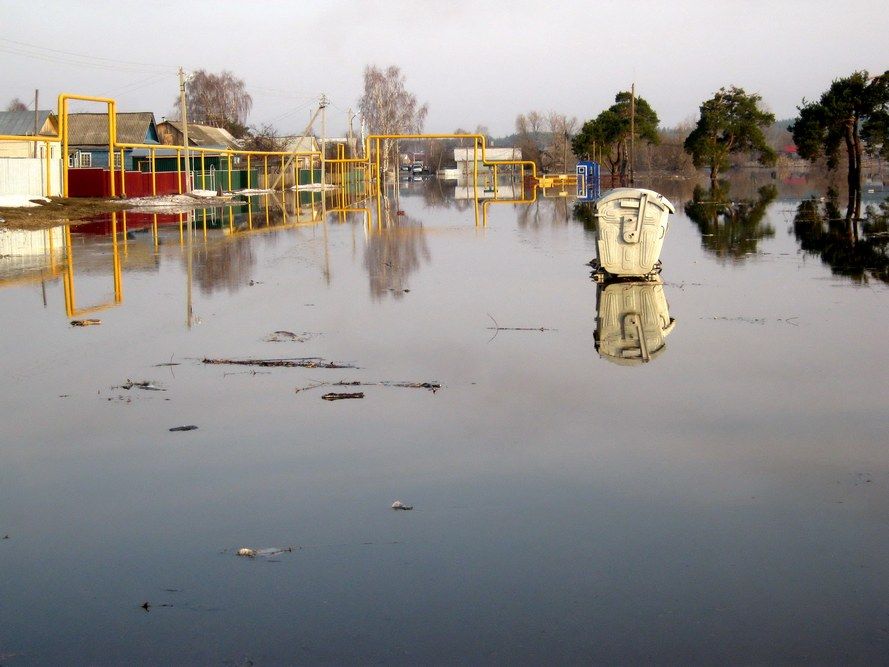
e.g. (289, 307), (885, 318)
(33, 89), (39, 158)
(179, 68), (192, 193)
(629, 82), (636, 185)
(319, 93), (328, 188)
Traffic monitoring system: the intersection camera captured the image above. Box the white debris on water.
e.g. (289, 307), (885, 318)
(391, 500), (413, 510)
(236, 546), (293, 558)
(0, 195), (49, 208)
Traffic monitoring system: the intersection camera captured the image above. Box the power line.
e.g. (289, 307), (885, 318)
(0, 37), (175, 73)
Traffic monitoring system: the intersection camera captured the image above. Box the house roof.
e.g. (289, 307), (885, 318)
(67, 112), (157, 146)
(0, 110), (56, 136)
(161, 121), (239, 149)
(280, 136), (319, 153)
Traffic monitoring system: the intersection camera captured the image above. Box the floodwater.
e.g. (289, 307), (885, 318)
(1, 178), (888, 663)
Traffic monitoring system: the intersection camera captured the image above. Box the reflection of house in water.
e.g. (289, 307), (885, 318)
(684, 183), (777, 260)
(453, 183), (522, 201)
(595, 278), (675, 364)
(0, 227), (65, 287)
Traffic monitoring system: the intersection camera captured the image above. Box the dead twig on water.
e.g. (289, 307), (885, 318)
(486, 313), (556, 342)
(321, 392), (365, 401)
(70, 319), (101, 326)
(295, 380), (442, 394)
(202, 357), (358, 369)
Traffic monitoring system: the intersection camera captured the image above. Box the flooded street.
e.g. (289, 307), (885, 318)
(2, 181), (888, 663)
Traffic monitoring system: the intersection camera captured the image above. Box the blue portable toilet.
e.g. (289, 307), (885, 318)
(576, 161), (600, 201)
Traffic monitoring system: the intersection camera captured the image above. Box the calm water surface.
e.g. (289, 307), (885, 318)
(1, 181), (888, 663)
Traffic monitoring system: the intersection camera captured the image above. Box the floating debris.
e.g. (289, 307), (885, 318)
(295, 380), (441, 394)
(321, 392), (365, 401)
(391, 501), (413, 510)
(264, 331), (319, 343)
(236, 547), (294, 559)
(118, 380), (166, 391)
(70, 319), (101, 327)
(169, 425), (198, 432)
(203, 357), (357, 369)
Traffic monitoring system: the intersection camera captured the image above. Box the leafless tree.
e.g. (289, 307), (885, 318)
(5, 98), (28, 112)
(175, 70), (253, 138)
(358, 65), (428, 177)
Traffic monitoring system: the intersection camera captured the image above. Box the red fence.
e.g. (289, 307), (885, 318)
(68, 168), (184, 198)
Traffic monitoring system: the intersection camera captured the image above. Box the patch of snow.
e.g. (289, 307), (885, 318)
(237, 188), (274, 195)
(0, 195), (49, 208)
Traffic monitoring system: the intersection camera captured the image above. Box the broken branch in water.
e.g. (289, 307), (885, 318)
(202, 357), (358, 369)
(295, 380), (442, 394)
(70, 319), (101, 326)
(321, 392), (365, 401)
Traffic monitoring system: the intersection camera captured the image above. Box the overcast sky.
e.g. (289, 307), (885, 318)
(1, 0), (886, 137)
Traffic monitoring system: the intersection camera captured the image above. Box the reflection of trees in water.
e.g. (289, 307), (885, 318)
(793, 193), (889, 284)
(684, 181), (777, 260)
(517, 197), (570, 228)
(192, 235), (256, 295)
(364, 200), (431, 300)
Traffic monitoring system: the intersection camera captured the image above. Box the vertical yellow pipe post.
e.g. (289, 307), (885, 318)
(473, 138), (478, 197)
(263, 155), (269, 191)
(246, 155), (251, 189)
(119, 148), (127, 197)
(60, 96), (68, 197)
(176, 148), (182, 194)
(280, 155), (285, 195)
(227, 151), (232, 192)
(44, 139), (52, 197)
(107, 102), (116, 197)
(200, 151), (206, 190)
(150, 148), (156, 195)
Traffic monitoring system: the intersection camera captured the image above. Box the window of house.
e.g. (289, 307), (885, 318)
(78, 152), (92, 168)
(68, 153), (76, 167)
(113, 152), (123, 169)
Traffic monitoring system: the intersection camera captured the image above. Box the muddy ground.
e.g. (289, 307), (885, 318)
(0, 197), (132, 230)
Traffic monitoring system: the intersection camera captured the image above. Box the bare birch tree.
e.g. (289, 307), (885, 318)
(359, 65), (428, 177)
(174, 70), (253, 137)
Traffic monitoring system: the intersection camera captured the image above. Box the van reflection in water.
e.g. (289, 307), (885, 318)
(594, 277), (675, 364)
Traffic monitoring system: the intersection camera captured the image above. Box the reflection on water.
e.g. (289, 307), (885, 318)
(363, 200), (430, 300)
(594, 278), (675, 364)
(793, 193), (889, 284)
(3, 179), (889, 663)
(684, 181), (777, 260)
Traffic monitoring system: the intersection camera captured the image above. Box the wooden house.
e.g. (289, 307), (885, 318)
(66, 112), (159, 169)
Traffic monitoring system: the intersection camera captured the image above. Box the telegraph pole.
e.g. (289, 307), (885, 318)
(319, 93), (328, 188)
(179, 68), (192, 193)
